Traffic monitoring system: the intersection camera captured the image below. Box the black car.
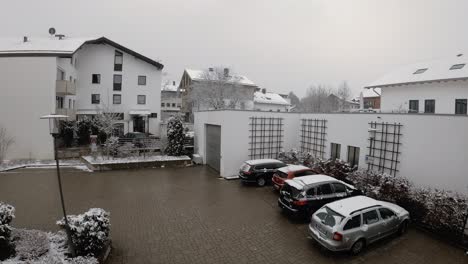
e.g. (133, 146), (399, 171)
(278, 174), (362, 220)
(239, 159), (287, 187)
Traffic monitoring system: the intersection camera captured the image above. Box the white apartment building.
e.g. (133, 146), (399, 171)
(366, 54), (468, 114)
(253, 89), (291, 112)
(0, 34), (163, 160)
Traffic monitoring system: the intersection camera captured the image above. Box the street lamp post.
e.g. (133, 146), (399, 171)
(40, 114), (76, 257)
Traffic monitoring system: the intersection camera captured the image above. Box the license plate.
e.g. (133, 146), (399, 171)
(316, 224), (327, 235)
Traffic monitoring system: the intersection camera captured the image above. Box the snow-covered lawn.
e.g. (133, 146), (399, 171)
(0, 160), (91, 172)
(82, 155), (191, 165)
(3, 229), (97, 264)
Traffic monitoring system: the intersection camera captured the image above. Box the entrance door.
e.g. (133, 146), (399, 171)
(133, 116), (145, 133)
(205, 124), (221, 172)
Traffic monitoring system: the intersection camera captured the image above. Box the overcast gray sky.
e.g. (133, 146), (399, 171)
(2, 0), (468, 97)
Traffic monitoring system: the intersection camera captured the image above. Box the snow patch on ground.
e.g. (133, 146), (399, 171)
(0, 160), (91, 172)
(82, 155), (191, 165)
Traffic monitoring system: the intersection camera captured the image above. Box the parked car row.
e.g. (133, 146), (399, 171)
(238, 158), (411, 255)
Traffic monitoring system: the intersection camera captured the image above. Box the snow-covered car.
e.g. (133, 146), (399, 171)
(272, 164), (318, 191)
(239, 159), (287, 187)
(309, 196), (410, 255)
(278, 175), (361, 219)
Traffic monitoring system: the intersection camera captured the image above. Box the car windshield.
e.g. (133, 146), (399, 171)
(282, 183), (303, 199)
(240, 163), (251, 172)
(315, 206), (344, 227)
(276, 171), (288, 178)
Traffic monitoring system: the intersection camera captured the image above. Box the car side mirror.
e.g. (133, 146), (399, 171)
(361, 224), (369, 232)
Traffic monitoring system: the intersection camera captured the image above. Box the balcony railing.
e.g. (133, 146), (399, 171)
(55, 108), (76, 120)
(56, 80), (76, 95)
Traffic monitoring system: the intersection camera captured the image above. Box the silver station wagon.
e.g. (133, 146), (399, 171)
(309, 196), (410, 255)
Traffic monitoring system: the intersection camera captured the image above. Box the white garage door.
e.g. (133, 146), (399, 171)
(205, 124), (221, 172)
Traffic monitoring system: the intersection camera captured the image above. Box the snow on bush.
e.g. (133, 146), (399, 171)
(165, 116), (185, 156)
(57, 208), (110, 257)
(278, 149), (315, 166)
(102, 136), (120, 158)
(348, 170), (468, 236)
(0, 202), (15, 259)
(313, 159), (355, 183)
(10, 229), (49, 260)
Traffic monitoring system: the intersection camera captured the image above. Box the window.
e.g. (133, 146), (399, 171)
(172, 103), (176, 107)
(413, 68), (427, 74)
(332, 183), (346, 193)
(330, 143), (341, 160)
(379, 208), (396, 220)
(114, 113), (124, 120)
(113, 94), (121, 105)
(177, 103), (181, 108)
(92, 74), (101, 84)
(57, 68), (65, 80)
(113, 74), (122, 91)
(424, 99), (435, 113)
(409, 100), (419, 113)
(114, 50), (123, 71)
(316, 184), (333, 195)
(306, 188), (316, 196)
(294, 170), (316, 177)
(150, 113), (158, 118)
(138, 76), (146, 85)
(68, 99), (72, 109)
(450, 64), (465, 70)
(91, 94), (100, 104)
(161, 103), (165, 107)
(113, 123), (124, 137)
(455, 99), (467, 115)
(363, 210), (380, 225)
(137, 95), (146, 105)
(347, 146), (360, 167)
(343, 215), (361, 230)
(56, 96), (64, 109)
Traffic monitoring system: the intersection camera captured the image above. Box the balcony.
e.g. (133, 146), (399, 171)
(55, 108), (76, 120)
(56, 80), (76, 95)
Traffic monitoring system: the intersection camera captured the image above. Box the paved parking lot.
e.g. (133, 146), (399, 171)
(0, 166), (466, 264)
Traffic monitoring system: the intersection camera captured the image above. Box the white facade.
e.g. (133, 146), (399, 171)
(0, 36), (163, 160)
(253, 91), (291, 112)
(194, 110), (468, 194)
(380, 81), (468, 114)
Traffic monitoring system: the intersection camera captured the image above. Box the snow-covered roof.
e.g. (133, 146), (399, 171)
(326, 196), (380, 216)
(0, 36), (163, 69)
(366, 54), (468, 88)
(162, 82), (178, 92)
(254, 91), (291, 106)
(185, 69), (256, 87)
(244, 159), (282, 165)
(278, 165), (311, 174)
(285, 174), (338, 189)
(361, 88), (381, 98)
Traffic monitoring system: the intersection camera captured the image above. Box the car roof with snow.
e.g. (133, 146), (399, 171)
(244, 159), (282, 165)
(285, 175), (342, 190)
(278, 164), (312, 174)
(325, 196), (407, 217)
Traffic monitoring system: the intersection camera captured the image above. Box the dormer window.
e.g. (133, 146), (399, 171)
(450, 64), (465, 70)
(413, 68), (427, 74)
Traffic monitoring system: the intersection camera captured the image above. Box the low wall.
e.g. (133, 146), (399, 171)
(81, 156), (192, 171)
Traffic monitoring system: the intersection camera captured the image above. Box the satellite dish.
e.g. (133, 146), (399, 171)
(48, 27), (56, 36)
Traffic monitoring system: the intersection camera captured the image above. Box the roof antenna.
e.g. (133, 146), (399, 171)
(48, 27), (56, 36)
(457, 53), (463, 57)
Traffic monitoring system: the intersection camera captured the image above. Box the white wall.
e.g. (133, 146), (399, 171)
(194, 110), (468, 194)
(0, 57), (56, 160)
(75, 43), (162, 135)
(381, 80), (468, 114)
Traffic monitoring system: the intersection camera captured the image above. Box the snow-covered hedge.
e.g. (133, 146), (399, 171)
(0, 202), (15, 260)
(57, 208), (110, 257)
(348, 170), (468, 236)
(313, 159), (355, 183)
(165, 116), (185, 156)
(278, 149), (314, 166)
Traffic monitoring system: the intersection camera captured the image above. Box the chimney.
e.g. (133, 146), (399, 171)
(224, 68), (229, 77)
(208, 67), (214, 72)
(457, 54), (463, 57)
(262, 88), (266, 94)
(23, 36), (28, 43)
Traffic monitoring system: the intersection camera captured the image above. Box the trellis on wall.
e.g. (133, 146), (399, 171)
(300, 119), (327, 158)
(249, 117), (284, 159)
(367, 122), (403, 176)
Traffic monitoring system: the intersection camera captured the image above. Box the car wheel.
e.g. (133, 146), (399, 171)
(398, 220), (408, 235)
(350, 239), (365, 255)
(256, 177), (266, 187)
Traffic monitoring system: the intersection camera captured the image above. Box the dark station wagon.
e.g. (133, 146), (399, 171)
(239, 159), (287, 187)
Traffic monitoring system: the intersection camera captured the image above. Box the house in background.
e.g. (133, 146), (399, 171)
(0, 33), (163, 159)
(362, 88), (381, 110)
(366, 54), (468, 114)
(161, 81), (181, 122)
(328, 94), (360, 112)
(254, 89), (291, 112)
(179, 67), (257, 121)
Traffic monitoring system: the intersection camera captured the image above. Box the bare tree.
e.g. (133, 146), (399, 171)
(336, 81), (352, 111)
(288, 91), (301, 111)
(301, 85), (334, 113)
(0, 126), (14, 164)
(188, 67), (251, 112)
(93, 105), (123, 138)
